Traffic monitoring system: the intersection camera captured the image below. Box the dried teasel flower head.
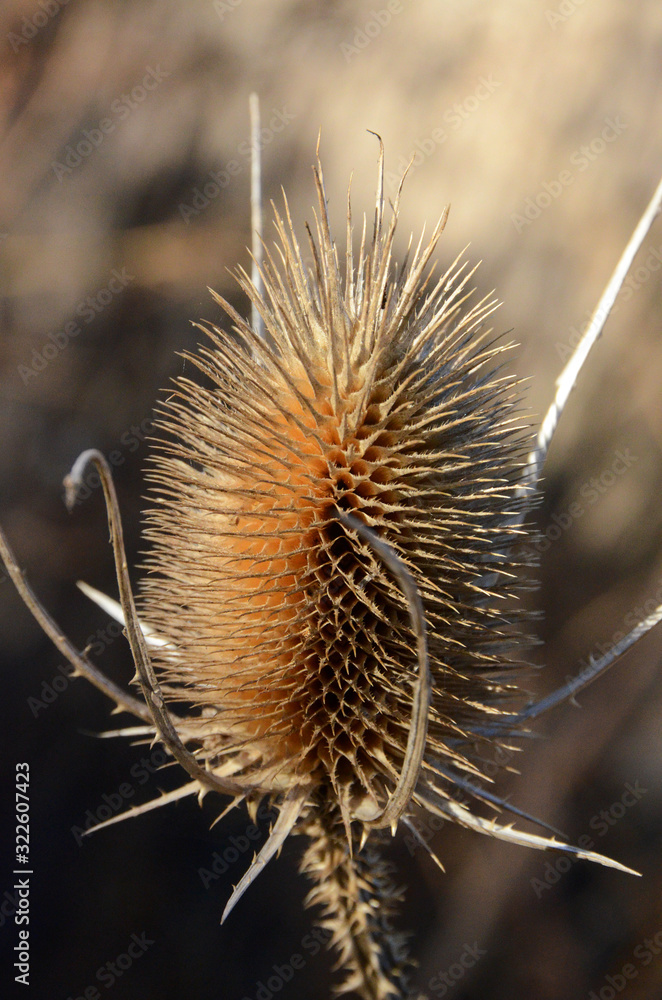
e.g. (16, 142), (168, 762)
(130, 142), (642, 930)
(123, 145), (547, 995)
(139, 147), (529, 833)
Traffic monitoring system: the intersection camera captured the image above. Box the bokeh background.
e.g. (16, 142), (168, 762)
(1, 1), (662, 998)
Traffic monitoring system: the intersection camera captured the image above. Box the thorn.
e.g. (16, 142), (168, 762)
(220, 787), (305, 923)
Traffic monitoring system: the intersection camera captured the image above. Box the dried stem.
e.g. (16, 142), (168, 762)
(500, 173), (662, 729)
(0, 523), (151, 722)
(517, 599), (662, 723)
(298, 807), (415, 1000)
(518, 171), (662, 511)
(64, 449), (252, 799)
(337, 511), (431, 833)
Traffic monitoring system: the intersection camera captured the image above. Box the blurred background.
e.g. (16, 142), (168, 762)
(1, 1), (662, 998)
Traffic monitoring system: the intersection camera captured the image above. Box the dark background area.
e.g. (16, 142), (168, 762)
(1, 2), (662, 998)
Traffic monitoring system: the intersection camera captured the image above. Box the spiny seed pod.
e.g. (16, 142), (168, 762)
(136, 152), (530, 995)
(141, 155), (526, 807)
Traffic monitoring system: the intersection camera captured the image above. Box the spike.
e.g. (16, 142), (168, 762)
(82, 781), (200, 836)
(221, 787), (306, 923)
(77, 580), (173, 649)
(420, 794), (640, 876)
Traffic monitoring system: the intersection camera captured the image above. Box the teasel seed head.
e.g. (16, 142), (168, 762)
(137, 148), (532, 996)
(140, 150), (529, 817)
